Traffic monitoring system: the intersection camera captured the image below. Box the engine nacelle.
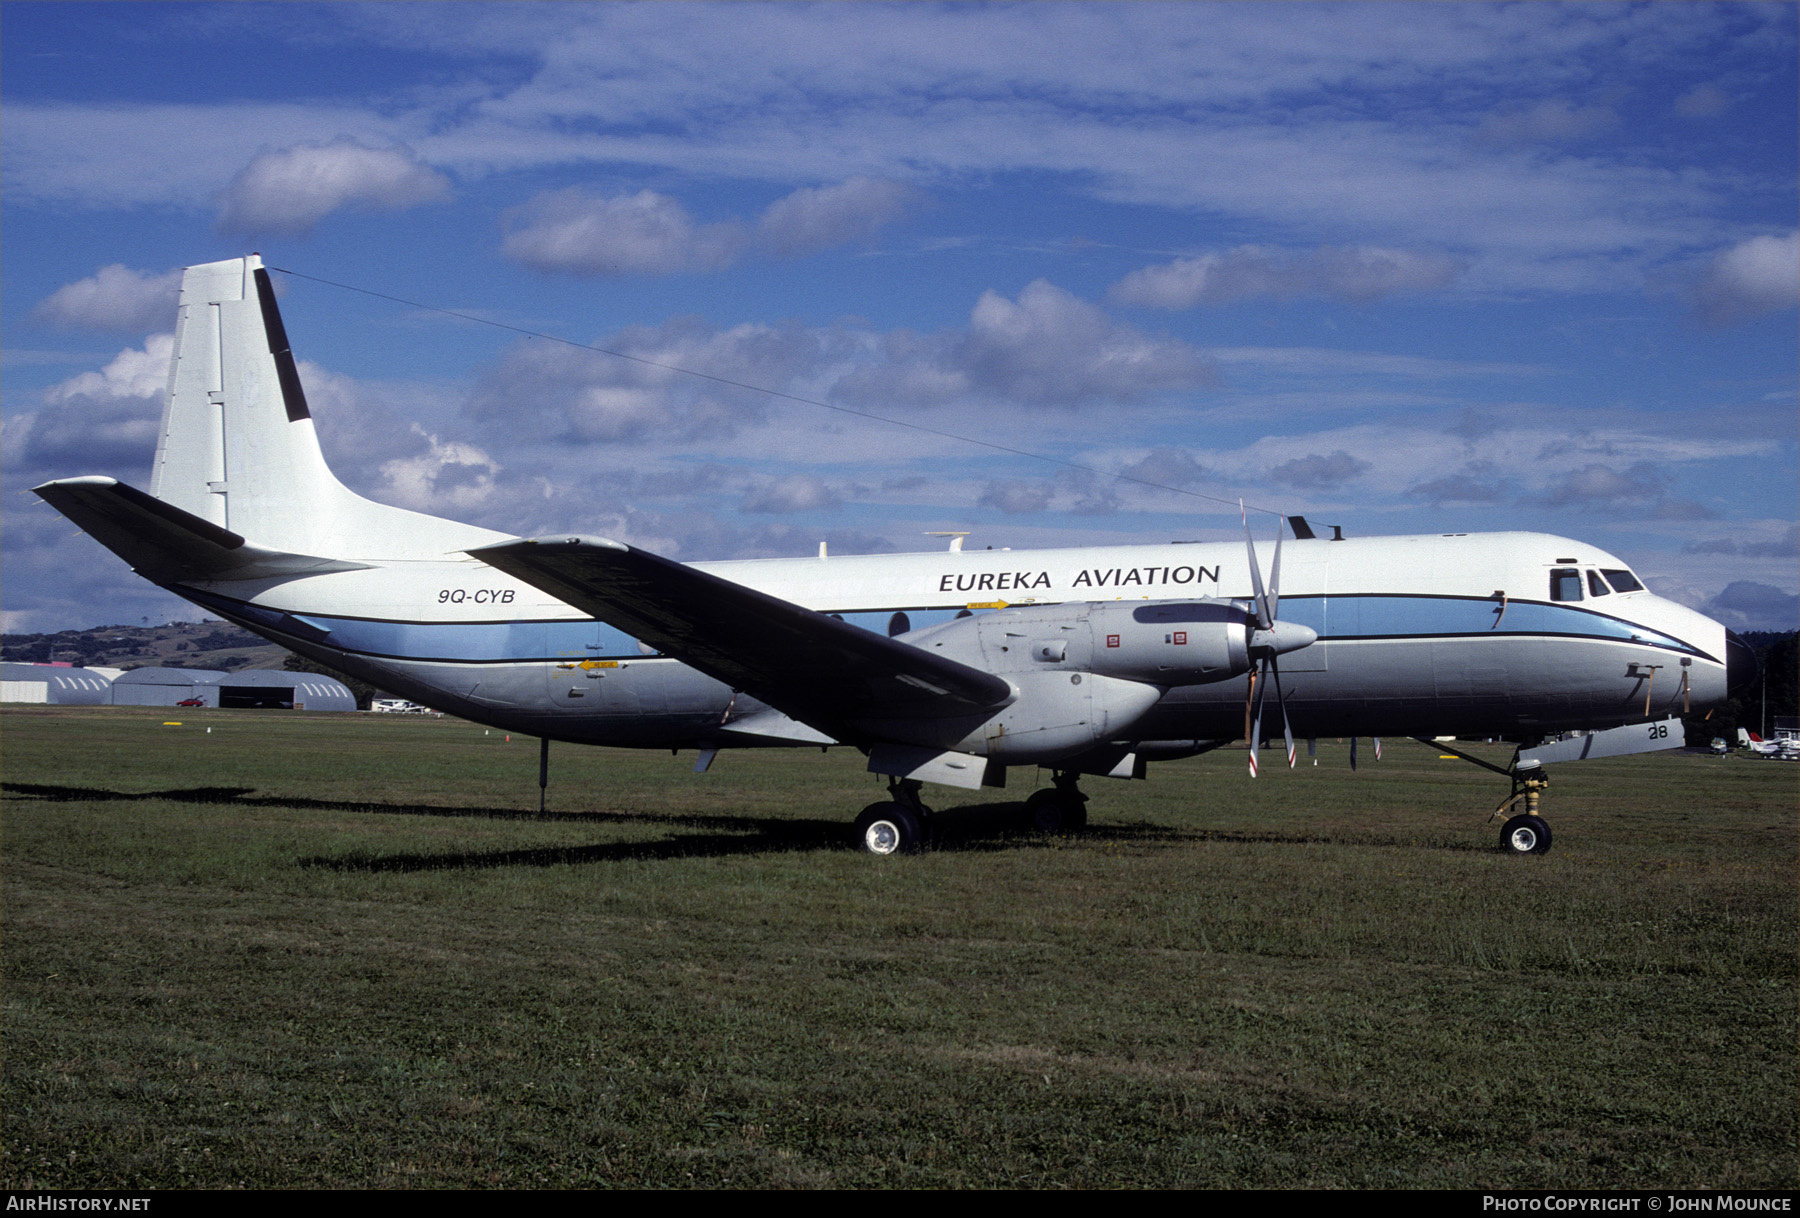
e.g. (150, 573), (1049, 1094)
(862, 597), (1276, 765)
(903, 597), (1256, 688)
(962, 668), (1164, 762)
(1083, 600), (1252, 685)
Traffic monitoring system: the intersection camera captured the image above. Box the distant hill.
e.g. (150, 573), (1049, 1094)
(0, 621), (289, 673)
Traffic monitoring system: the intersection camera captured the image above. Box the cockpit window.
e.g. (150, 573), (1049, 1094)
(1587, 570), (1610, 597)
(1601, 568), (1643, 593)
(1549, 569), (1583, 602)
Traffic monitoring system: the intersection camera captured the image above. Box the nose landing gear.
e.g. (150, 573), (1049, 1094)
(1408, 737), (1556, 855)
(1493, 769), (1553, 855)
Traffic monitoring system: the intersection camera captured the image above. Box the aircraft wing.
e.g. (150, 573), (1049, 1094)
(470, 535), (1014, 739)
(33, 477), (370, 582)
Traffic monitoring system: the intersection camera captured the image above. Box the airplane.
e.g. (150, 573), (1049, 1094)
(32, 255), (1759, 856)
(1739, 730), (1799, 760)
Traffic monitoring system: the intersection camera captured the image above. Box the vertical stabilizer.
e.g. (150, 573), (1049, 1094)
(145, 255), (507, 559)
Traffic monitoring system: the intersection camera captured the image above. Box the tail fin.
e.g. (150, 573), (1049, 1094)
(143, 255), (506, 559)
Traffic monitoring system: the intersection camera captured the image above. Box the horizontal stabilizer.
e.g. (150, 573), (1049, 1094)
(33, 477), (369, 582)
(470, 535), (1014, 741)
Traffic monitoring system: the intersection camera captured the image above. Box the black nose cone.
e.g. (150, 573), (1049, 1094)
(1726, 631), (1759, 697)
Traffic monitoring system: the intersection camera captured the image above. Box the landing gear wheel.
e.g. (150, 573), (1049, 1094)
(1026, 788), (1088, 834)
(854, 801), (924, 856)
(1500, 813), (1552, 855)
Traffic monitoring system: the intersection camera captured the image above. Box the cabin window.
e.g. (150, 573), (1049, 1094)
(1587, 570), (1611, 597)
(1602, 568), (1643, 593)
(1549, 568), (1583, 602)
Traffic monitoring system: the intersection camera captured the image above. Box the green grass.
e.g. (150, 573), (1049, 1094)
(4, 706), (1794, 1188)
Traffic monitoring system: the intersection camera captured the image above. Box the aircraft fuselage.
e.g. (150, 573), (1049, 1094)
(174, 528), (1730, 753)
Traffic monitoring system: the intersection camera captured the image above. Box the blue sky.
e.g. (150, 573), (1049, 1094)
(4, 1), (1795, 633)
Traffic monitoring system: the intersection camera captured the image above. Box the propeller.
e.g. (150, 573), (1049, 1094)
(1241, 503), (1317, 777)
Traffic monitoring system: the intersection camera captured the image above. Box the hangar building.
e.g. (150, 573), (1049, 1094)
(108, 667), (355, 711)
(0, 663), (113, 705)
(108, 667), (226, 706)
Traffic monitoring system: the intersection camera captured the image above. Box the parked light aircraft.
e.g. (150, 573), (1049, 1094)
(34, 256), (1757, 855)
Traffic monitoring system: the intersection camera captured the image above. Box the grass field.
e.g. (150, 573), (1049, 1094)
(3, 705), (1794, 1188)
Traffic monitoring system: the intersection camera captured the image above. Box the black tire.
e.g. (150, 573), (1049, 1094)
(853, 801), (924, 856)
(1026, 788), (1087, 834)
(1500, 813), (1552, 855)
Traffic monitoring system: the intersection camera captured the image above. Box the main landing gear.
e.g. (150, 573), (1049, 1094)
(1024, 771), (1089, 834)
(854, 778), (931, 856)
(851, 772), (1092, 855)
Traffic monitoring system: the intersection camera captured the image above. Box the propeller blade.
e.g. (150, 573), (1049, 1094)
(1247, 657), (1270, 777)
(1242, 664), (1257, 749)
(1269, 518), (1283, 625)
(1350, 735), (1358, 772)
(1270, 656), (1297, 768)
(1241, 501), (1272, 630)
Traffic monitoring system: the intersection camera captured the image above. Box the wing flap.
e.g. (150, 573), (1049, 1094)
(470, 535), (1013, 736)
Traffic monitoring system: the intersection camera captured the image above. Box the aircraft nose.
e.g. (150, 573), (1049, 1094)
(1726, 631), (1759, 697)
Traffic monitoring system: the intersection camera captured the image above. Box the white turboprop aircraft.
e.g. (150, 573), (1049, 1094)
(33, 256), (1756, 855)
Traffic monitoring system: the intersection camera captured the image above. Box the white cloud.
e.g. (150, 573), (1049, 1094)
(1693, 232), (1800, 326)
(963, 280), (1204, 403)
(1111, 246), (1464, 309)
(1683, 523), (1800, 560)
(1119, 448), (1208, 489)
(1269, 450), (1371, 490)
(978, 479), (1055, 514)
(1700, 581), (1800, 632)
(22, 335), (173, 471)
(5, 5), (1779, 296)
(45, 335), (173, 404)
(837, 280), (1214, 407)
(1536, 461), (1712, 519)
(31, 265), (181, 332)
(741, 474), (844, 514)
(1674, 84), (1732, 118)
(466, 314), (840, 444)
(502, 178), (918, 275)
(1472, 99), (1619, 148)
(1209, 347), (1547, 380)
(4, 101), (413, 208)
(376, 425), (501, 514)
(500, 187), (744, 276)
(216, 140), (452, 235)
(1411, 464), (1514, 506)
(755, 176), (917, 257)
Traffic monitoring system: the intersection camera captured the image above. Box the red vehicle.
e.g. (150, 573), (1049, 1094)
(175, 698), (206, 707)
